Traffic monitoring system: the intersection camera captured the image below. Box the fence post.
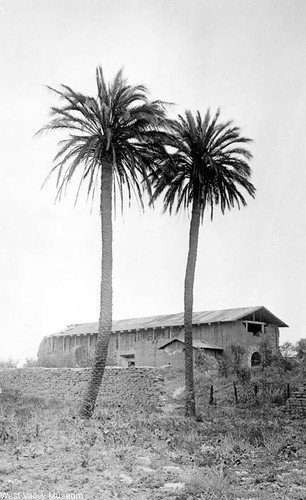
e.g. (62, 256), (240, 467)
(233, 381), (238, 404)
(209, 385), (214, 405)
(286, 383), (290, 400)
(254, 384), (258, 397)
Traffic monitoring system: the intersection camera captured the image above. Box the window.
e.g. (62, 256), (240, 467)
(243, 322), (264, 337)
(120, 354), (135, 368)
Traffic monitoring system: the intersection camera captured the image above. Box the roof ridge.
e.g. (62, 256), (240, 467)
(47, 305), (287, 337)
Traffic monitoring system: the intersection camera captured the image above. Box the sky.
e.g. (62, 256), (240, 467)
(0, 0), (305, 364)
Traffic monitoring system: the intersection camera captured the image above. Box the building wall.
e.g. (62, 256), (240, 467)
(38, 321), (280, 368)
(161, 341), (222, 369)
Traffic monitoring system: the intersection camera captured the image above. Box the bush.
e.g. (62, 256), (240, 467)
(271, 352), (298, 372)
(230, 343), (245, 375)
(270, 387), (287, 405)
(218, 344), (246, 378)
(295, 338), (306, 359)
(280, 341), (296, 358)
(194, 350), (219, 373)
(237, 366), (251, 384)
(259, 338), (274, 370)
(23, 358), (40, 367)
(218, 352), (232, 378)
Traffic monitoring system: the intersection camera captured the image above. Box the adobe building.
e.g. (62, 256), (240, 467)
(37, 306), (288, 368)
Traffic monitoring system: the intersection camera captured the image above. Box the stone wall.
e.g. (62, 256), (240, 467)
(283, 384), (306, 418)
(0, 367), (166, 411)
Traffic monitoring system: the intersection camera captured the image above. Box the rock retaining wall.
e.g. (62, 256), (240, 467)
(0, 367), (166, 411)
(283, 384), (306, 418)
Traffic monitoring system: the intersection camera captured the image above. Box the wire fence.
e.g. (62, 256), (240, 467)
(197, 380), (292, 407)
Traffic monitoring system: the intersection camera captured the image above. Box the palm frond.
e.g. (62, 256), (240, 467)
(152, 108), (255, 220)
(38, 66), (172, 209)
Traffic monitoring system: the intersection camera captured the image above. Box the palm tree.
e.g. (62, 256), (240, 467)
(38, 67), (169, 418)
(152, 109), (256, 417)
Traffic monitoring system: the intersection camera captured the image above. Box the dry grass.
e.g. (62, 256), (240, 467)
(0, 378), (305, 499)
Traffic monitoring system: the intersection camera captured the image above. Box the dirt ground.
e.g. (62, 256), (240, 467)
(1, 376), (306, 499)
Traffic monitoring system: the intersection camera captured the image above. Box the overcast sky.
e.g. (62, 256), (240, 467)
(0, 0), (305, 363)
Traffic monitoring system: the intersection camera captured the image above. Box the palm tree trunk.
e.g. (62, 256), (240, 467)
(80, 161), (113, 419)
(184, 199), (201, 417)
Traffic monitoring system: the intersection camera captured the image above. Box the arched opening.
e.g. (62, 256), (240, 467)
(251, 351), (261, 367)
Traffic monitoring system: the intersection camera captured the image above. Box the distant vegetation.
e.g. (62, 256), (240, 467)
(23, 358), (40, 367)
(281, 338), (306, 360)
(0, 357), (40, 368)
(0, 358), (19, 368)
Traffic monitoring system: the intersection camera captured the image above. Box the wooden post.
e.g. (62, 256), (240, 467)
(233, 381), (238, 404)
(209, 385), (214, 405)
(286, 383), (290, 400)
(254, 384), (258, 397)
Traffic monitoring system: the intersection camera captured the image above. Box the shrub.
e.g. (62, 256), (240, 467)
(23, 358), (40, 367)
(218, 344), (246, 378)
(270, 387), (287, 405)
(194, 350), (219, 373)
(295, 338), (306, 359)
(218, 352), (232, 378)
(280, 341), (296, 358)
(238, 366), (251, 384)
(259, 338), (274, 370)
(271, 352), (298, 372)
(230, 343), (245, 375)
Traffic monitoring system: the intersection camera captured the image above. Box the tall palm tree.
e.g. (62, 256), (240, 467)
(38, 67), (169, 418)
(152, 109), (256, 417)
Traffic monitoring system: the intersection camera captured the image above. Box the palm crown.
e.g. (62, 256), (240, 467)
(39, 67), (169, 208)
(153, 109), (256, 218)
